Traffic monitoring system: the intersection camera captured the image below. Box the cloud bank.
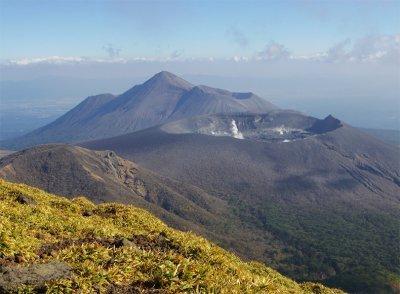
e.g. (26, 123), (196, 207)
(323, 35), (400, 63)
(257, 42), (291, 60)
(4, 34), (398, 67)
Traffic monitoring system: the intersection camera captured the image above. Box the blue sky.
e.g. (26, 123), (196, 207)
(1, 0), (399, 60)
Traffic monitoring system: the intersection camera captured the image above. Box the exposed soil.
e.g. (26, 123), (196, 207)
(0, 261), (71, 292)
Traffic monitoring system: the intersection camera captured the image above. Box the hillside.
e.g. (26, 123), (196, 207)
(0, 144), (257, 253)
(82, 112), (400, 293)
(0, 180), (342, 293)
(359, 128), (400, 146)
(1, 72), (276, 150)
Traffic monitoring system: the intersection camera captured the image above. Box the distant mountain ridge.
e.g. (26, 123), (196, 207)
(1, 71), (276, 150)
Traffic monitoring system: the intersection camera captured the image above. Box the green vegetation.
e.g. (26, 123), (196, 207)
(0, 180), (342, 293)
(230, 197), (400, 293)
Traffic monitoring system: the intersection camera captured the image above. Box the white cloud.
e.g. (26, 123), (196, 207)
(232, 55), (249, 62)
(323, 34), (400, 63)
(2, 34), (399, 67)
(3, 53), (191, 67)
(325, 39), (351, 62)
(167, 50), (184, 60)
(275, 34), (400, 64)
(3, 56), (134, 66)
(350, 34), (400, 63)
(6, 56), (87, 66)
(291, 52), (327, 61)
(257, 42), (290, 60)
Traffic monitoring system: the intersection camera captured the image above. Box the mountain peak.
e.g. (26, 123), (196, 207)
(155, 70), (178, 78)
(308, 114), (342, 134)
(1, 72), (276, 149)
(144, 71), (193, 89)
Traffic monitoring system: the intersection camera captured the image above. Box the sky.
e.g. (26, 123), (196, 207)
(0, 0), (399, 131)
(0, 0), (399, 61)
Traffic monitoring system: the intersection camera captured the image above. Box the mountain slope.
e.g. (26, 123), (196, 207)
(82, 112), (400, 293)
(0, 180), (342, 293)
(0, 144), (275, 261)
(359, 127), (400, 146)
(1, 72), (276, 150)
(169, 85), (276, 121)
(0, 149), (12, 159)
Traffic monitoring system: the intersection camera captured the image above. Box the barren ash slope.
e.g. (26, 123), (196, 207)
(0, 71), (276, 150)
(82, 111), (400, 293)
(0, 180), (343, 293)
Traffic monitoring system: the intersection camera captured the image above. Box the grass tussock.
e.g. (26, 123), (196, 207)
(0, 180), (343, 293)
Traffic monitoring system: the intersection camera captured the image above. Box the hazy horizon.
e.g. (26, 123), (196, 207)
(1, 0), (399, 137)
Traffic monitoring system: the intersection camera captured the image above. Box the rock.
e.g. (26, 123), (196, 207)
(105, 151), (116, 159)
(82, 210), (93, 217)
(15, 193), (36, 205)
(13, 253), (25, 264)
(0, 261), (71, 292)
(105, 206), (117, 215)
(114, 238), (134, 248)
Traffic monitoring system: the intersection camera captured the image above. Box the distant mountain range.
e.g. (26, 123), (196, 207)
(0, 72), (399, 293)
(0, 71), (276, 150)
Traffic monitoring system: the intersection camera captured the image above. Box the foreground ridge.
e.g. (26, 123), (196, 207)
(0, 180), (342, 293)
